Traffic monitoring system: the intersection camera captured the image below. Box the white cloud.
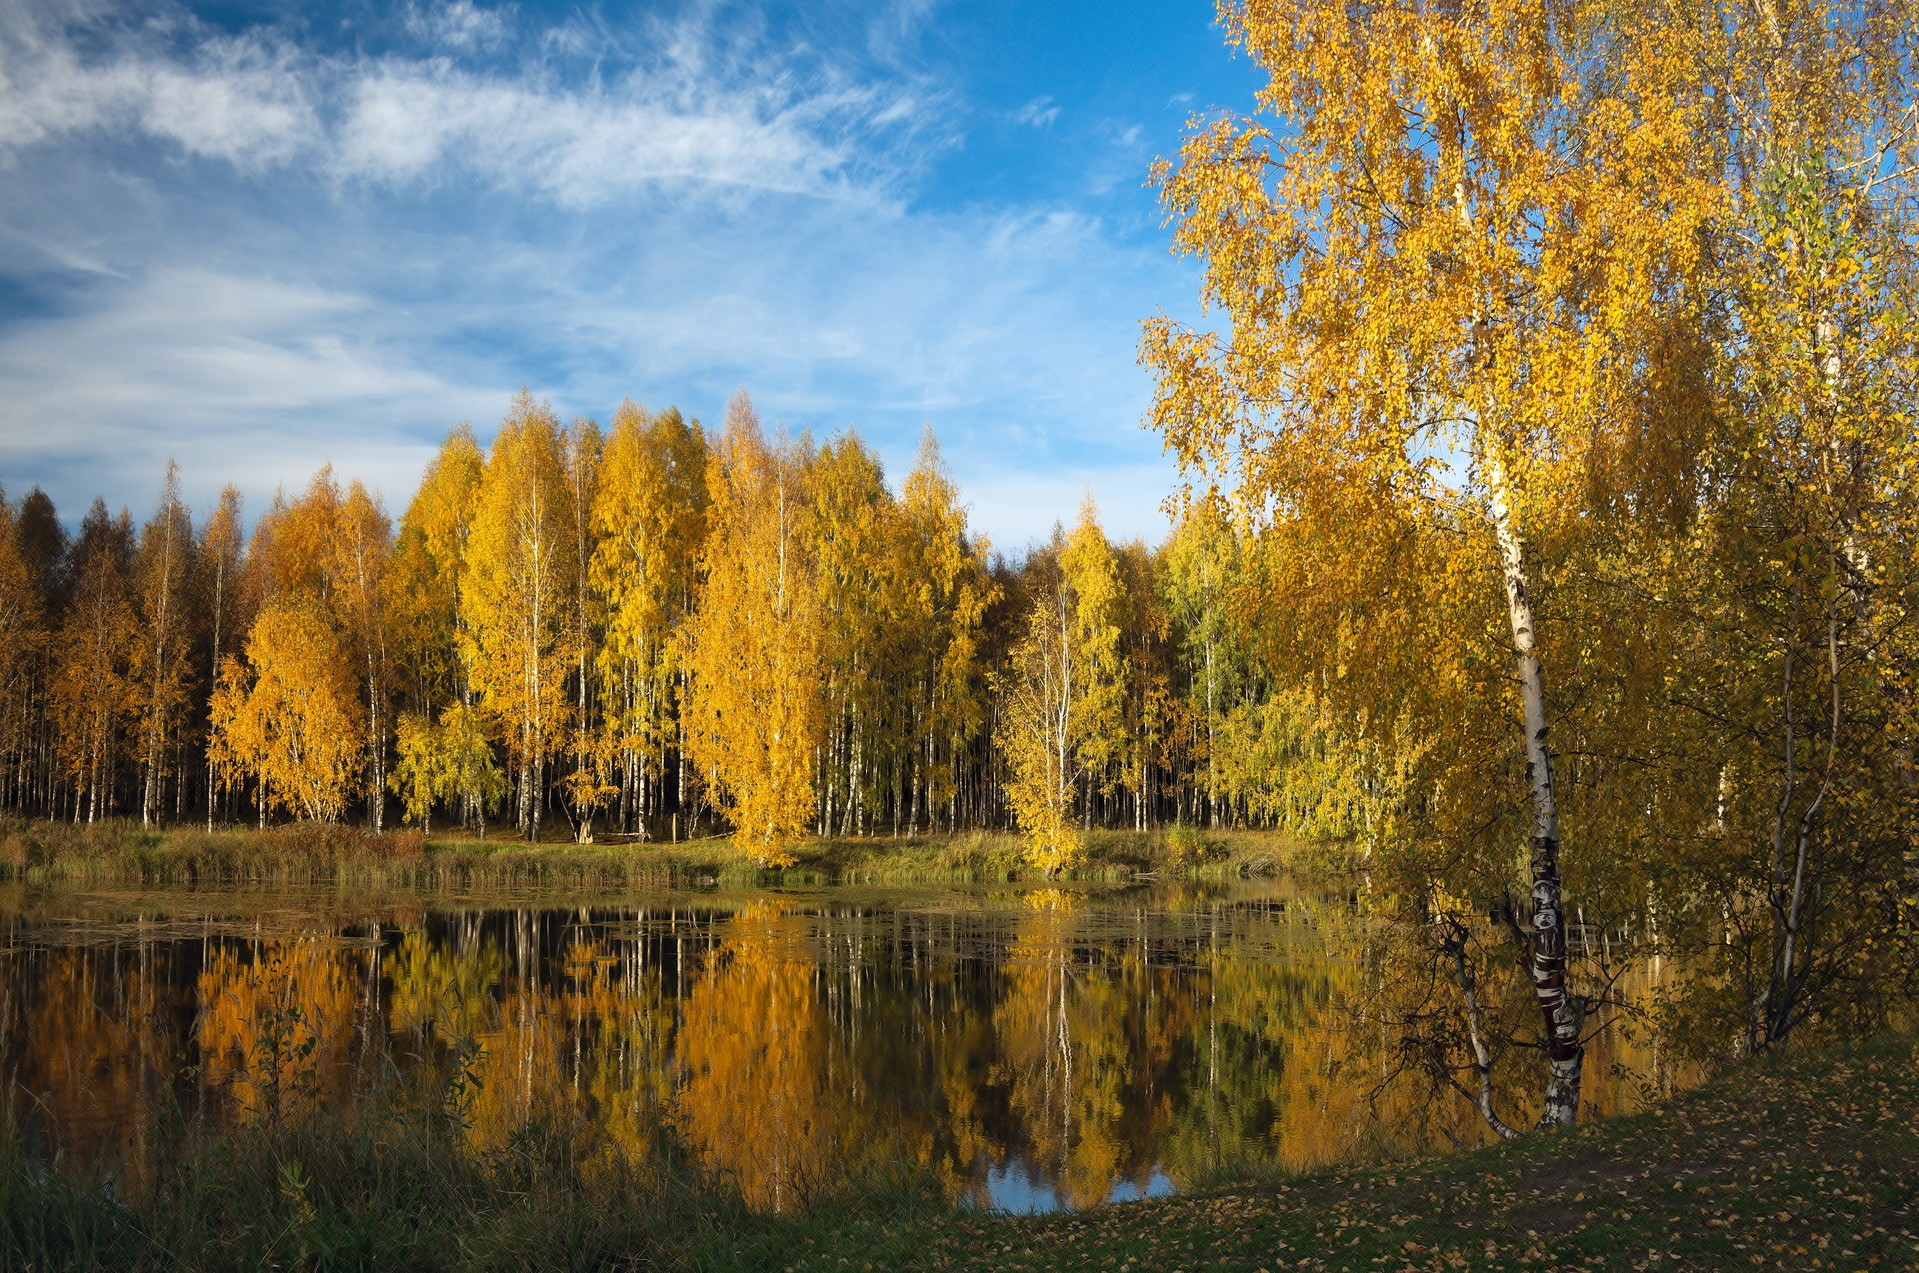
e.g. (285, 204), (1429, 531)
(1084, 120), (1149, 195)
(1014, 95), (1059, 128)
(0, 4), (937, 204)
(331, 62), (885, 205)
(0, 268), (497, 515)
(405, 1), (512, 53)
(0, 29), (319, 165)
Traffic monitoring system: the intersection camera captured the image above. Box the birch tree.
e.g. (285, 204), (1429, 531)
(557, 417), (611, 842)
(198, 487), (246, 829)
(1645, 0), (1919, 1053)
(330, 481), (394, 830)
(462, 391), (578, 841)
(681, 392), (824, 864)
(1059, 497), (1127, 825)
(898, 430), (995, 833)
(128, 463), (194, 826)
(391, 702), (504, 835)
(804, 432), (908, 836)
(995, 500), (1127, 872)
(1143, 0), (1718, 1128)
(591, 402), (708, 836)
(995, 552), (1082, 874)
(208, 599), (365, 824)
(392, 426), (484, 723)
(53, 502), (135, 822)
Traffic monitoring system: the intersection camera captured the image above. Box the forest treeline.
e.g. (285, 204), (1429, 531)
(0, 394), (1343, 867)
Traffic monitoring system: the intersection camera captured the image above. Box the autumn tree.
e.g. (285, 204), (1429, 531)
(1634, 0), (1919, 1055)
(197, 486), (247, 829)
(222, 468), (399, 830)
(1157, 496), (1248, 828)
(1059, 497), (1127, 824)
(249, 469), (342, 608)
(557, 417), (611, 841)
(1144, 0), (1722, 1127)
(995, 564), (1080, 873)
(392, 426), (484, 724)
(208, 598), (366, 824)
(125, 463), (195, 826)
(52, 501), (136, 822)
(390, 702), (505, 835)
(1114, 537), (1172, 830)
(681, 393), (825, 864)
(462, 391), (578, 840)
(896, 430), (996, 833)
(804, 431), (909, 836)
(591, 401), (708, 837)
(0, 491), (46, 808)
(330, 481), (394, 830)
(995, 499), (1127, 873)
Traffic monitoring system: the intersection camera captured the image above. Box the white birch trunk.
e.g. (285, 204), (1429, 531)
(1486, 446), (1583, 1129)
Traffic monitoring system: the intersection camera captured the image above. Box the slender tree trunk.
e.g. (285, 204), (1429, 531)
(1487, 446), (1582, 1130)
(1442, 919), (1521, 1141)
(207, 561), (226, 831)
(141, 503), (175, 828)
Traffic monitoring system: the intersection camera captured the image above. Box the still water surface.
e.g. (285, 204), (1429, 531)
(0, 880), (1661, 1212)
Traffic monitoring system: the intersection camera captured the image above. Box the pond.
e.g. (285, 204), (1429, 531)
(0, 879), (1669, 1212)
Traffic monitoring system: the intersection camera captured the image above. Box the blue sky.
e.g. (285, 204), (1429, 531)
(0, 0), (1261, 550)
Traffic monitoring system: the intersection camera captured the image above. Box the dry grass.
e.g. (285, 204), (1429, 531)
(0, 819), (1316, 889)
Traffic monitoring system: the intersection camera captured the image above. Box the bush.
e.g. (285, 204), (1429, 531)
(1164, 822), (1217, 868)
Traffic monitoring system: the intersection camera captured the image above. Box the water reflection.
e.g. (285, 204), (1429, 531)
(0, 882), (1670, 1211)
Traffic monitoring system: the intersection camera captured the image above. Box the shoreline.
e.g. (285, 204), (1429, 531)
(0, 818), (1327, 890)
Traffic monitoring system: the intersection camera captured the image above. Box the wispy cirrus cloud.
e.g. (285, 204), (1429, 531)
(329, 61), (899, 205)
(0, 1), (946, 204)
(404, 0), (512, 53)
(1014, 95), (1059, 128)
(0, 25), (320, 165)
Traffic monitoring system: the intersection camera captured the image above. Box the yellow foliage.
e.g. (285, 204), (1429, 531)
(995, 498), (1126, 873)
(208, 599), (366, 823)
(461, 391), (579, 839)
(0, 495), (45, 777)
(390, 702), (505, 831)
(52, 504), (136, 820)
(591, 401), (707, 818)
(680, 393), (824, 864)
(391, 426), (484, 714)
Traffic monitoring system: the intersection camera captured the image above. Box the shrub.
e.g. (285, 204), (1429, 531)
(1164, 822), (1217, 868)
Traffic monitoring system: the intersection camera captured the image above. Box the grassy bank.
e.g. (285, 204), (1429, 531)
(792, 1036), (1919, 1272)
(0, 818), (1315, 889)
(4, 1035), (1914, 1270)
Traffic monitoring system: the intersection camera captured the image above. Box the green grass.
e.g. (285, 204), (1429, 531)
(0, 818), (1315, 889)
(5, 1033), (1915, 1270)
